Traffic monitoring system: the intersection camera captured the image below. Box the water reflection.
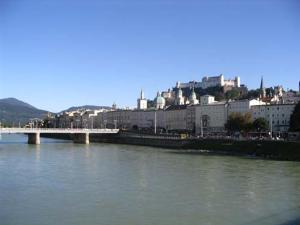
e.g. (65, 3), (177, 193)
(0, 135), (299, 225)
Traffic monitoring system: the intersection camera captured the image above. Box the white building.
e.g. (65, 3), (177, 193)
(95, 109), (165, 130)
(155, 91), (166, 109)
(174, 88), (185, 105)
(176, 74), (240, 90)
(195, 102), (228, 133)
(187, 87), (199, 105)
(252, 104), (296, 132)
(130, 110), (165, 130)
(137, 89), (148, 110)
(81, 110), (105, 128)
(165, 105), (187, 131)
(200, 95), (216, 105)
(228, 99), (265, 115)
(195, 96), (266, 134)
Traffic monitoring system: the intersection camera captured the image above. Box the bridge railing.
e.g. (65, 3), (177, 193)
(0, 128), (119, 133)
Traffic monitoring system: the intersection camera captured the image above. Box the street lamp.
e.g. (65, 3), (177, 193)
(114, 120), (117, 129)
(154, 111), (157, 134)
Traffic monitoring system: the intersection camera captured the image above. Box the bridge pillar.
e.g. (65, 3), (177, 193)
(73, 133), (89, 144)
(28, 133), (40, 145)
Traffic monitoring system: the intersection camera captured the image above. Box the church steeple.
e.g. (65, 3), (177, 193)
(140, 89), (145, 99)
(189, 86), (199, 105)
(137, 89), (147, 110)
(260, 76), (266, 99)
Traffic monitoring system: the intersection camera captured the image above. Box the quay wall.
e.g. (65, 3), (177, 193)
(40, 133), (300, 161)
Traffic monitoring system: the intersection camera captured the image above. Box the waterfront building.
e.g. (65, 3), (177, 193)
(228, 99), (265, 115)
(186, 105), (196, 131)
(81, 110), (104, 129)
(95, 108), (165, 131)
(252, 104), (296, 132)
(137, 89), (147, 110)
(165, 105), (188, 131)
(195, 101), (228, 134)
(130, 109), (165, 130)
(195, 96), (266, 134)
(103, 109), (131, 129)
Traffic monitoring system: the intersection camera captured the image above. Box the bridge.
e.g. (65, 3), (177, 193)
(0, 128), (119, 144)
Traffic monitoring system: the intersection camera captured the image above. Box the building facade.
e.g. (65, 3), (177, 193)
(137, 90), (147, 110)
(176, 74), (240, 90)
(252, 104), (296, 132)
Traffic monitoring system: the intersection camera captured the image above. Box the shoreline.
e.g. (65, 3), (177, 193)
(39, 133), (300, 162)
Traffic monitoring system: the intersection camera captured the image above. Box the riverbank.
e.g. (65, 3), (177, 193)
(40, 133), (300, 161)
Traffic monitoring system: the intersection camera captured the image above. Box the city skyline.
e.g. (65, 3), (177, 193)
(1, 0), (300, 112)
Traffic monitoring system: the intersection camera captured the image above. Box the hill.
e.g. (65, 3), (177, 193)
(0, 98), (50, 126)
(61, 105), (111, 113)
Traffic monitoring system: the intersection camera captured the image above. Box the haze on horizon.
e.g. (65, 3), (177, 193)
(1, 0), (300, 112)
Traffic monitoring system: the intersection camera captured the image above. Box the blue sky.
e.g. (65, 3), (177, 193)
(1, 0), (300, 112)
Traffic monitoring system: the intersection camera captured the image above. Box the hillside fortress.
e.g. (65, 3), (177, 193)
(176, 74), (240, 89)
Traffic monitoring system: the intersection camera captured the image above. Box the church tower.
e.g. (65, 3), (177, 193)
(137, 89), (147, 110)
(260, 76), (266, 99)
(188, 87), (199, 105)
(175, 88), (185, 105)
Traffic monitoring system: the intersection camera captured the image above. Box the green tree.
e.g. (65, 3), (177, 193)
(225, 112), (253, 133)
(245, 89), (260, 99)
(253, 117), (269, 132)
(290, 102), (300, 131)
(225, 89), (240, 100)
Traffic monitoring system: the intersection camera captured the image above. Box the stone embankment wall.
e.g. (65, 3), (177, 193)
(40, 133), (300, 161)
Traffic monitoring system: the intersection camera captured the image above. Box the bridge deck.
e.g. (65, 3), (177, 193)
(0, 128), (119, 134)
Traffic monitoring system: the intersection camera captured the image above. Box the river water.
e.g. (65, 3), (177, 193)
(0, 134), (299, 225)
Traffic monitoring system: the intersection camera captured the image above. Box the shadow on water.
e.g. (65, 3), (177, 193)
(167, 149), (260, 159)
(281, 219), (300, 225)
(167, 149), (300, 162)
(242, 206), (300, 225)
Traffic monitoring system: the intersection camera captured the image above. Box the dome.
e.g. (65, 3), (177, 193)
(177, 88), (183, 97)
(156, 96), (165, 105)
(155, 92), (166, 109)
(189, 90), (197, 101)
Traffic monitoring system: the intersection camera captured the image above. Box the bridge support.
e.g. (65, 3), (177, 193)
(73, 133), (89, 144)
(28, 133), (40, 145)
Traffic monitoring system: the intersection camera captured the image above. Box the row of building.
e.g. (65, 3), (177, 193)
(47, 75), (300, 134)
(49, 95), (296, 134)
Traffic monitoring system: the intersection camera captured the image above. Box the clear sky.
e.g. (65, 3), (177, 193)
(1, 0), (300, 112)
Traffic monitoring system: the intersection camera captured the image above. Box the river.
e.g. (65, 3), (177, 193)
(0, 134), (299, 225)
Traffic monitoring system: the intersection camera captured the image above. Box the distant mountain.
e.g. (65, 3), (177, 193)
(0, 98), (112, 126)
(61, 105), (111, 113)
(0, 98), (50, 126)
